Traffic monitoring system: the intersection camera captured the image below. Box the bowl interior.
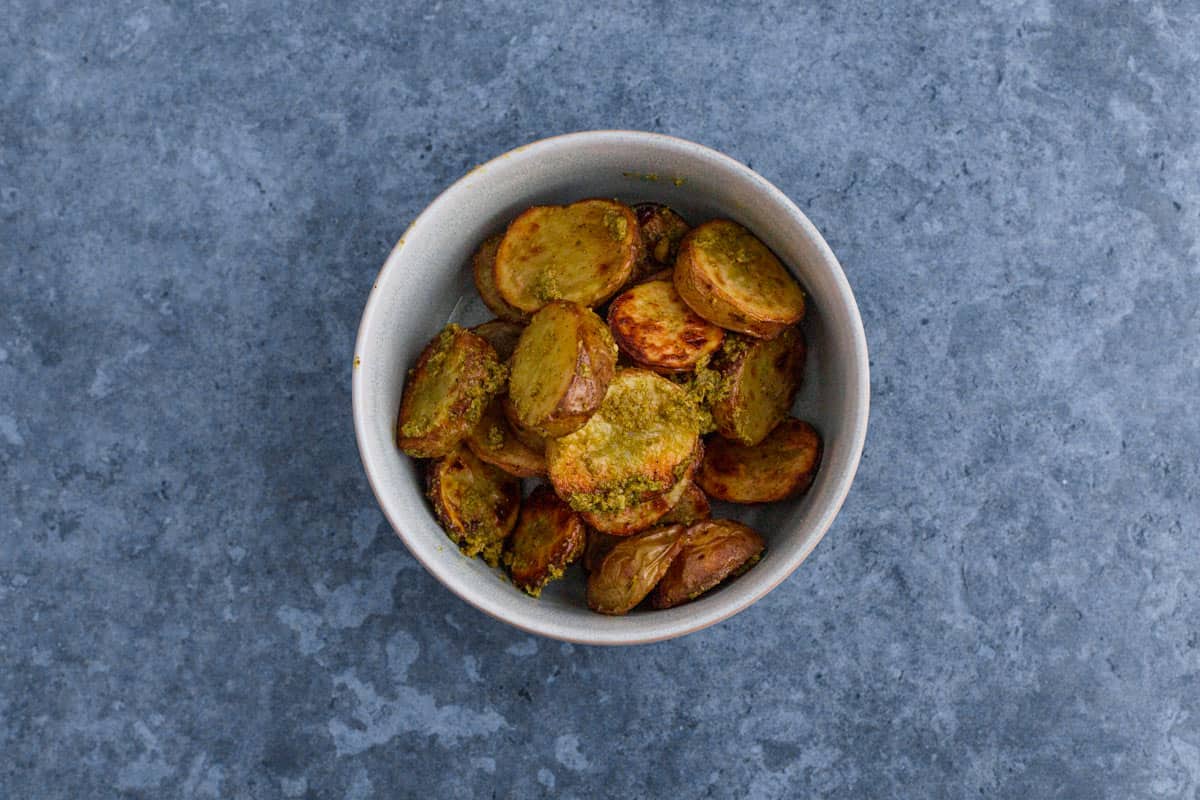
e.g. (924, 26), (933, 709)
(353, 132), (868, 644)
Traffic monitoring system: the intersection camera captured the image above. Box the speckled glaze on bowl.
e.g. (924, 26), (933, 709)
(353, 131), (869, 645)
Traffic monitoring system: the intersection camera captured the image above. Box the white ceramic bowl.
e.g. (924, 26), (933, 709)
(353, 131), (869, 645)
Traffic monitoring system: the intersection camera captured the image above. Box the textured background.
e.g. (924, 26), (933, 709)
(2, 1), (1199, 797)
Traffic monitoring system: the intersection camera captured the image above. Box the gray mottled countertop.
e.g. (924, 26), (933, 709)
(2, 2), (1198, 797)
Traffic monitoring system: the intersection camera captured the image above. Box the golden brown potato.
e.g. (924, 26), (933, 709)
(607, 277), (725, 374)
(501, 395), (547, 454)
(547, 369), (702, 514)
(657, 481), (711, 526)
(674, 220), (806, 339)
(651, 519), (765, 609)
(427, 444), (521, 566)
(469, 319), (525, 363)
(494, 199), (641, 313)
(634, 203), (690, 270)
(711, 327), (806, 446)
(586, 524), (686, 615)
(473, 234), (529, 323)
(396, 325), (507, 459)
(579, 447), (699, 535)
(503, 486), (585, 597)
(507, 301), (616, 438)
(582, 528), (621, 574)
(465, 397), (546, 478)
(697, 417), (822, 503)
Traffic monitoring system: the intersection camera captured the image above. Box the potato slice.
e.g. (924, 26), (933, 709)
(508, 301), (616, 438)
(697, 417), (822, 503)
(547, 369), (702, 514)
(465, 397), (546, 478)
(674, 219), (806, 338)
(579, 452), (697, 535)
(711, 327), (806, 446)
(501, 396), (547, 454)
(607, 277), (725, 374)
(426, 444), (521, 567)
(582, 528), (621, 574)
(473, 234), (529, 323)
(634, 203), (690, 269)
(396, 324), (507, 458)
(651, 519), (765, 609)
(469, 319), (525, 363)
(494, 199), (640, 313)
(503, 486), (585, 597)
(658, 481), (711, 526)
(586, 524), (686, 615)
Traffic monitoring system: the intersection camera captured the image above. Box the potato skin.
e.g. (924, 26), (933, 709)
(657, 481), (711, 526)
(427, 444), (521, 567)
(674, 220), (806, 339)
(697, 417), (823, 503)
(504, 486), (585, 596)
(465, 397), (546, 478)
(508, 301), (616, 438)
(501, 395), (547, 454)
(711, 327), (806, 446)
(396, 325), (507, 459)
(546, 369), (702, 514)
(494, 199), (641, 313)
(582, 528), (621, 574)
(634, 203), (690, 271)
(579, 444), (700, 535)
(607, 276), (725, 374)
(651, 519), (765, 609)
(470, 319), (525, 363)
(473, 234), (529, 323)
(587, 524), (686, 615)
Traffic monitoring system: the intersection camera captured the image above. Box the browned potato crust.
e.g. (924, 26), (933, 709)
(473, 234), (529, 323)
(651, 519), (765, 609)
(396, 325), (507, 459)
(508, 301), (616, 438)
(634, 203), (690, 270)
(427, 444), (521, 567)
(503, 486), (585, 596)
(546, 369), (702, 513)
(674, 220), (806, 338)
(470, 319), (525, 363)
(586, 524), (686, 615)
(711, 327), (806, 446)
(465, 397), (546, 478)
(582, 528), (621, 574)
(494, 199), (641, 313)
(697, 418), (822, 503)
(657, 481), (711, 526)
(607, 277), (725, 374)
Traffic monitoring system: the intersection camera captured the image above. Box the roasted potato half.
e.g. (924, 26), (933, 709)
(508, 301), (616, 438)
(651, 519), (765, 609)
(582, 528), (621, 574)
(501, 395), (547, 454)
(465, 397), (546, 478)
(473, 234), (529, 323)
(657, 481), (711, 526)
(503, 486), (585, 597)
(547, 369), (702, 514)
(697, 417), (822, 503)
(494, 199), (641, 313)
(711, 327), (806, 446)
(396, 324), (507, 459)
(427, 444), (521, 567)
(470, 319), (525, 363)
(634, 203), (690, 270)
(607, 277), (725, 374)
(587, 524), (686, 615)
(674, 219), (806, 339)
(580, 453), (698, 535)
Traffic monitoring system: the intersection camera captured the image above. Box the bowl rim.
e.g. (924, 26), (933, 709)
(352, 129), (870, 645)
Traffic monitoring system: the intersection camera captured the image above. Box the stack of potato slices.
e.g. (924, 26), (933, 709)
(396, 199), (822, 613)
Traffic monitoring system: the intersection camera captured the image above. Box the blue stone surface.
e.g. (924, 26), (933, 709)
(2, 2), (1198, 797)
